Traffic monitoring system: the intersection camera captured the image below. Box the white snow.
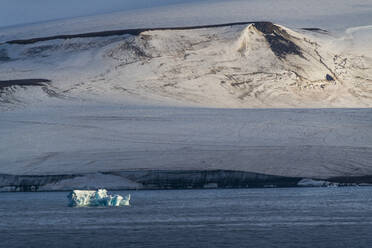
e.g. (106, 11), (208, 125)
(67, 189), (130, 207)
(0, 1), (372, 181)
(0, 106), (371, 179)
(1, 23), (372, 108)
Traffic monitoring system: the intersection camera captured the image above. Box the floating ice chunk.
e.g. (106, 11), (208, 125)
(297, 178), (339, 187)
(67, 189), (130, 207)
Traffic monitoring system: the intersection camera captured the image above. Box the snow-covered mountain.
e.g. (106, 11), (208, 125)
(1, 22), (372, 108)
(1, 15), (372, 191)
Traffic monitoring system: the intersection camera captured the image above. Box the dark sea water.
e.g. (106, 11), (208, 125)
(1, 187), (372, 248)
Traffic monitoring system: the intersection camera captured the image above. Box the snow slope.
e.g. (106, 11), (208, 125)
(0, 1), (371, 189)
(1, 105), (371, 179)
(1, 22), (372, 108)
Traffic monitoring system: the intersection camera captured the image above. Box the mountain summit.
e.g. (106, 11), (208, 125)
(239, 22), (304, 59)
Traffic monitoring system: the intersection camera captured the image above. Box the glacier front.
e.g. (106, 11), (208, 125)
(67, 189), (130, 207)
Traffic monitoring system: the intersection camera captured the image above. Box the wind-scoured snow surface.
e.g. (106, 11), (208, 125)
(1, 22), (372, 107)
(0, 1), (372, 187)
(1, 106), (371, 179)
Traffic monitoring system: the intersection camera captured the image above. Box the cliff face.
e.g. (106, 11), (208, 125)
(0, 174), (76, 192)
(1, 170), (301, 192)
(2, 170), (372, 192)
(0, 170), (332, 192)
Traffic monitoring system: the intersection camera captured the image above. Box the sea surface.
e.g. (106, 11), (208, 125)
(1, 187), (372, 248)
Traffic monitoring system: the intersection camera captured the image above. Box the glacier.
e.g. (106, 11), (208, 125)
(67, 189), (131, 207)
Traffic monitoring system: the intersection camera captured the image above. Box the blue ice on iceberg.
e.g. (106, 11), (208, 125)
(67, 189), (131, 207)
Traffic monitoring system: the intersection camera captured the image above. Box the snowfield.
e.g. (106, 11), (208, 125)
(0, 1), (372, 190)
(1, 22), (372, 108)
(0, 22), (372, 108)
(1, 105), (371, 180)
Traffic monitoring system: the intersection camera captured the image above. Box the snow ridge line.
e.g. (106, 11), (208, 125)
(5, 21), (259, 45)
(4, 22), (326, 45)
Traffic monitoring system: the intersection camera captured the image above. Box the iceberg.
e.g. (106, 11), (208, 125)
(297, 178), (339, 187)
(67, 189), (130, 207)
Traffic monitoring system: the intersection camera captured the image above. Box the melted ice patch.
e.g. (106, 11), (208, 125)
(67, 189), (130, 207)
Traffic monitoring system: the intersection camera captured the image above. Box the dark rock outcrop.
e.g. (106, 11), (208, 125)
(0, 79), (50, 91)
(326, 74), (335, 81)
(111, 170), (302, 189)
(252, 22), (304, 59)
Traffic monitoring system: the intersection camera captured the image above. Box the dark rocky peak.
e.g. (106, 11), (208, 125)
(252, 22), (304, 59)
(252, 22), (277, 35)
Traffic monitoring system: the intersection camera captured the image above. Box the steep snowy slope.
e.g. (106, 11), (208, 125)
(1, 22), (372, 108)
